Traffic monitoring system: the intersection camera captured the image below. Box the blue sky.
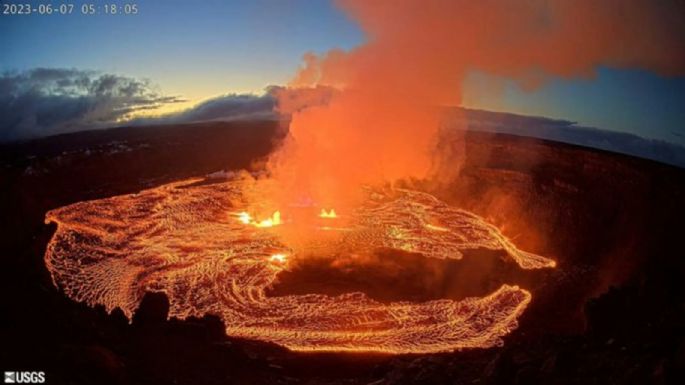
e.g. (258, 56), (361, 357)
(1, 0), (684, 145)
(1, 0), (364, 98)
(463, 68), (685, 145)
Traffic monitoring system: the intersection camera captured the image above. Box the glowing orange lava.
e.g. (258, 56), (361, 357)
(44, 176), (554, 354)
(270, 253), (288, 264)
(236, 210), (281, 228)
(319, 209), (337, 218)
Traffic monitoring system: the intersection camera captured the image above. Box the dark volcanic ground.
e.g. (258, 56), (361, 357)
(1, 121), (684, 385)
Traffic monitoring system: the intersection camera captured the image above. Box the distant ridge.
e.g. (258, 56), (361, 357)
(444, 107), (685, 169)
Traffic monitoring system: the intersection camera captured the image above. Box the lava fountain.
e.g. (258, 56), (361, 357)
(44, 174), (554, 354)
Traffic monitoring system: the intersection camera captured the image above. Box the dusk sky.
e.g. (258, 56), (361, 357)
(1, 0), (684, 145)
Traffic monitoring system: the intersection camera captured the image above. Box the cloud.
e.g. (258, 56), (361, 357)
(127, 85), (336, 126)
(127, 93), (276, 126)
(270, 85), (336, 115)
(0, 68), (184, 141)
(0, 69), (340, 142)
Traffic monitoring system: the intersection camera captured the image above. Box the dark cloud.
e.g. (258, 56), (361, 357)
(0, 68), (184, 141)
(127, 85), (337, 126)
(173, 93), (275, 122)
(0, 69), (337, 142)
(129, 85), (338, 125)
(128, 92), (277, 126)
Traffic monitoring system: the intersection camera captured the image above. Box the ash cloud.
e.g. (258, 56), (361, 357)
(0, 68), (185, 141)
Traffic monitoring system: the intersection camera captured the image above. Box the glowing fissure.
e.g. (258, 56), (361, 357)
(44, 176), (554, 354)
(319, 209), (337, 218)
(236, 210), (281, 228)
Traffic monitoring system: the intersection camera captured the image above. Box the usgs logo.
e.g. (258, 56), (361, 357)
(4, 372), (46, 384)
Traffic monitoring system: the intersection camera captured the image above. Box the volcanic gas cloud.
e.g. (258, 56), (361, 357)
(44, 0), (684, 353)
(267, 0), (685, 209)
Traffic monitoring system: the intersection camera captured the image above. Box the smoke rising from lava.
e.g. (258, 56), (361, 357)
(268, 0), (685, 208)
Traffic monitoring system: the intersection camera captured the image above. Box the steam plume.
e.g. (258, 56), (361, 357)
(269, 0), (685, 207)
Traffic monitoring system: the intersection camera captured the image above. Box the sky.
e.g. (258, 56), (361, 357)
(1, 0), (684, 145)
(0, 0), (364, 102)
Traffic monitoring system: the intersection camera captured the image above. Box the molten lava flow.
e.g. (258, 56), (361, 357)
(236, 210), (281, 228)
(237, 211), (251, 224)
(44, 176), (554, 354)
(270, 253), (288, 264)
(425, 224), (449, 232)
